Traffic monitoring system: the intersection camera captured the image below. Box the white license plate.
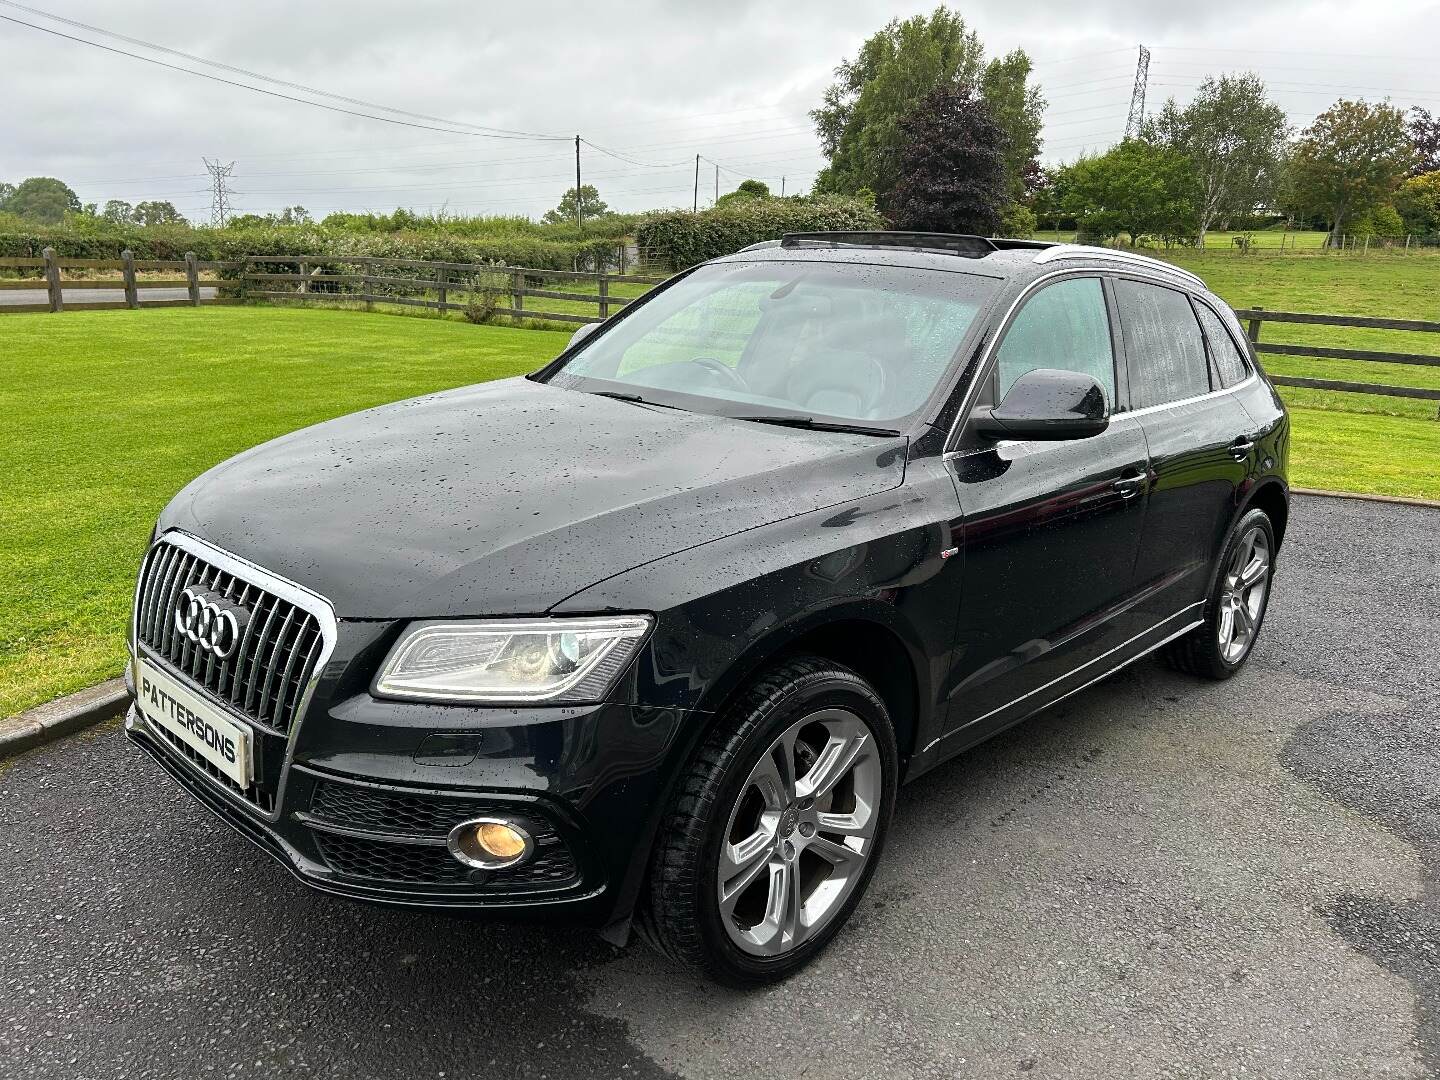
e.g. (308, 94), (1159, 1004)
(135, 657), (253, 788)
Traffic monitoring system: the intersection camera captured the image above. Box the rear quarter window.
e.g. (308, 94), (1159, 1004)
(1193, 301), (1253, 388)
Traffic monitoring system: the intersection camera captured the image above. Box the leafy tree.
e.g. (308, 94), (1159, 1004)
(810, 6), (1042, 210)
(0, 181), (14, 208)
(5, 176), (81, 223)
(541, 184), (608, 226)
(132, 200), (186, 226)
(716, 179), (771, 206)
(1409, 107), (1440, 176)
(102, 199), (135, 224)
(890, 84), (1007, 234)
(1394, 172), (1440, 234)
(1288, 99), (1415, 246)
(1061, 140), (1199, 246)
(980, 49), (1046, 205)
(1144, 74), (1289, 247)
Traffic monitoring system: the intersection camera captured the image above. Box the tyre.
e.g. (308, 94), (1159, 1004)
(638, 656), (898, 986)
(1162, 507), (1276, 680)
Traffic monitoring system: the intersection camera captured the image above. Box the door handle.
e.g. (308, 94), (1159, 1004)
(1229, 437), (1256, 460)
(1112, 469), (1147, 498)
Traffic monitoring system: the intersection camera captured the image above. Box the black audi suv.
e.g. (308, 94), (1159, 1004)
(126, 231), (1289, 984)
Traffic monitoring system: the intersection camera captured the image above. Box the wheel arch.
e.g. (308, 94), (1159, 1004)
(1239, 477), (1290, 551)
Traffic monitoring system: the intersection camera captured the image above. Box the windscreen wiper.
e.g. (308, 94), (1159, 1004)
(729, 414), (902, 437)
(589, 389), (681, 411)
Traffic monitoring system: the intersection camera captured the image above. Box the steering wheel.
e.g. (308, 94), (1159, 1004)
(690, 356), (749, 392)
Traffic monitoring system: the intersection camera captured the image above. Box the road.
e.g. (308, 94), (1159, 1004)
(1, 494), (1436, 1080)
(0, 287), (219, 307)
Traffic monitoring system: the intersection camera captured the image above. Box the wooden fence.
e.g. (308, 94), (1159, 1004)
(0, 247), (239, 313)
(1236, 307), (1440, 409)
(240, 255), (666, 325)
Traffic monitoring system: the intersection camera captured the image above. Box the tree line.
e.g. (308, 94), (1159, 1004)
(807, 7), (1440, 247)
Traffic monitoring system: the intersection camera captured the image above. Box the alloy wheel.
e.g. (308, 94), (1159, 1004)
(1217, 525), (1271, 663)
(716, 708), (881, 957)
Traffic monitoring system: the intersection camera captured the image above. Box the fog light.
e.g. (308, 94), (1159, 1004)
(446, 817), (534, 870)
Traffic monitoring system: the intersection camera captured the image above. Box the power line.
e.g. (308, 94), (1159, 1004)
(0, 11), (569, 142)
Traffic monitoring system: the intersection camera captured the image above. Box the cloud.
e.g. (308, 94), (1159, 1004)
(1, 0), (1435, 221)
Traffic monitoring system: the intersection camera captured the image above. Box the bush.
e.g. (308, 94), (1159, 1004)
(635, 195), (885, 269)
(1350, 204), (1406, 239)
(999, 202), (1036, 238)
(0, 219), (626, 271)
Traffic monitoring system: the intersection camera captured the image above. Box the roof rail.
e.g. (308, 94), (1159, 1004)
(1034, 244), (1206, 289)
(782, 231), (997, 256)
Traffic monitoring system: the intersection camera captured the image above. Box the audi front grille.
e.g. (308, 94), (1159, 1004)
(134, 533), (334, 738)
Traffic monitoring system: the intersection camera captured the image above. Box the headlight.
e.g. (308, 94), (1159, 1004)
(373, 616), (652, 704)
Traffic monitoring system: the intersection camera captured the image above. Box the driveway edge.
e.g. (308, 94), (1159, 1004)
(1293, 487), (1440, 510)
(0, 678), (127, 760)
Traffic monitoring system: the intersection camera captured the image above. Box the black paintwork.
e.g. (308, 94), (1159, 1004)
(130, 239), (1290, 932)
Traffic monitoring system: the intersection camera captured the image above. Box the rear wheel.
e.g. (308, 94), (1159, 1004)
(1162, 507), (1275, 679)
(638, 657), (897, 985)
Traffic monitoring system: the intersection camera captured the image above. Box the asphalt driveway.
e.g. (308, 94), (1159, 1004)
(1, 493), (1436, 1080)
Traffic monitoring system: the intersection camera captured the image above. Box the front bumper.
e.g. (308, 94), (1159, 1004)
(123, 675), (696, 923)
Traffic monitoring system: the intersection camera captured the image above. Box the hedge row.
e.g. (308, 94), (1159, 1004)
(635, 195), (886, 269)
(0, 222), (621, 271)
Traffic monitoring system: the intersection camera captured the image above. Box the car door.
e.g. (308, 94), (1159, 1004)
(1113, 278), (1253, 622)
(939, 274), (1151, 748)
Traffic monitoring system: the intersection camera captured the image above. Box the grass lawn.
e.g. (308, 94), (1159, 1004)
(1, 306), (560, 718)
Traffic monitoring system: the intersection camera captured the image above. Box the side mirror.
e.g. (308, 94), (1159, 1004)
(567, 321), (601, 350)
(975, 368), (1110, 440)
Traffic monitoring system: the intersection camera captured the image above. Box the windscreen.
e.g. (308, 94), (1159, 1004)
(542, 261), (998, 426)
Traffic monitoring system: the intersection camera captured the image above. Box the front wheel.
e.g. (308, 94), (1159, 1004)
(638, 657), (898, 985)
(1162, 507), (1276, 679)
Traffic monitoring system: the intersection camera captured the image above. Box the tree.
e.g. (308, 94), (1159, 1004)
(1394, 171), (1440, 235)
(102, 199), (135, 224)
(1061, 140), (1199, 246)
(5, 176), (81, 223)
(541, 184), (608, 226)
(890, 84), (1007, 234)
(979, 49), (1046, 205)
(1144, 74), (1289, 247)
(132, 201), (186, 226)
(809, 6), (1042, 210)
(0, 181), (15, 209)
(1409, 107), (1440, 176)
(1288, 99), (1415, 246)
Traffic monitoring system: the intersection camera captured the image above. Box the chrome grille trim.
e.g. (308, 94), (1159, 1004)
(132, 531), (338, 737)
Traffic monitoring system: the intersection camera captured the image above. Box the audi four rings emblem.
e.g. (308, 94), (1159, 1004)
(175, 587), (246, 659)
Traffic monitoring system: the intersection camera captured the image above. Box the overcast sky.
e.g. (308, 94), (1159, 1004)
(2, 0), (1437, 223)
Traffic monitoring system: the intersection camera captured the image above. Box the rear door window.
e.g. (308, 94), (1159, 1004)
(1113, 280), (1212, 409)
(994, 277), (1115, 406)
(1193, 301), (1252, 388)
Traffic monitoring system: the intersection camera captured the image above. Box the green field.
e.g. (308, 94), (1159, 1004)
(0, 307), (559, 718)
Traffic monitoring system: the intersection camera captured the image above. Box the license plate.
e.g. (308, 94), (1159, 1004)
(135, 657), (253, 788)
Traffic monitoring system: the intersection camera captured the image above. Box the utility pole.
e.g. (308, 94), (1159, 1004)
(574, 135), (582, 227)
(1123, 45), (1151, 140)
(714, 163), (719, 207)
(203, 157), (235, 227)
(781, 176), (786, 197)
(693, 154), (700, 212)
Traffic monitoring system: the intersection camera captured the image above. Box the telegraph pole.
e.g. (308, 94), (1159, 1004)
(1123, 45), (1151, 140)
(693, 154), (700, 212)
(781, 176), (786, 197)
(714, 163), (719, 207)
(574, 135), (583, 227)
